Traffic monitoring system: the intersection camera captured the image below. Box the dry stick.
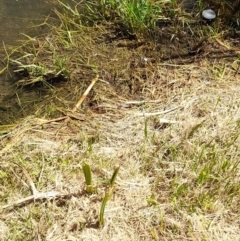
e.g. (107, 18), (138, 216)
(64, 74), (99, 124)
(1, 164), (84, 212)
(135, 106), (179, 117)
(34, 75), (99, 125)
(72, 74), (99, 113)
(215, 38), (240, 54)
(35, 112), (85, 125)
(1, 191), (59, 211)
(1, 159), (84, 213)
(159, 118), (180, 124)
(17, 163), (39, 196)
(36, 116), (68, 125)
(0, 191), (67, 212)
(0, 191), (85, 212)
(123, 100), (162, 105)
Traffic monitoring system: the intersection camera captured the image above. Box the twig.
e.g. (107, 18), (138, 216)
(0, 190), (83, 212)
(215, 38), (240, 54)
(0, 164), (84, 213)
(28, 75), (99, 125)
(17, 163), (39, 196)
(72, 74), (99, 113)
(63, 74), (99, 124)
(35, 116), (67, 125)
(159, 118), (180, 124)
(124, 100), (162, 104)
(1, 191), (61, 211)
(34, 112), (85, 125)
(135, 106), (179, 117)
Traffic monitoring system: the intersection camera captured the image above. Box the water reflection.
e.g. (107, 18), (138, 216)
(0, 0), (58, 123)
(0, 0), (58, 45)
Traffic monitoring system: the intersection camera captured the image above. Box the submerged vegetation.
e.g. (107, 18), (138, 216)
(0, 0), (240, 240)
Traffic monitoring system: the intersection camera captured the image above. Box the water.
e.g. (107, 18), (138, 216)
(0, 0), (58, 45)
(0, 0), (58, 123)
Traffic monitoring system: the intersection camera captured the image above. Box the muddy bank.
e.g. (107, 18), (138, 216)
(0, 0), (239, 125)
(0, 0), (59, 123)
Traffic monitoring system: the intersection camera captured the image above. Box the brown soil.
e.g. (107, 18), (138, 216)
(0, 14), (239, 125)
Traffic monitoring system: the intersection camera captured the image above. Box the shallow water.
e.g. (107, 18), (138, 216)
(0, 0), (58, 94)
(0, 0), (58, 45)
(0, 0), (60, 123)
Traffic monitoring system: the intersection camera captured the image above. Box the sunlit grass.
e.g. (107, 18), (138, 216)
(85, 0), (174, 36)
(0, 0), (240, 240)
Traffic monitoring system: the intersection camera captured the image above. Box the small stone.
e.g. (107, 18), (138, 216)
(202, 9), (216, 21)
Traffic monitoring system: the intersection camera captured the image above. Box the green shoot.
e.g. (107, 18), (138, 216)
(109, 166), (120, 188)
(99, 194), (108, 226)
(82, 162), (94, 194)
(99, 167), (120, 226)
(144, 120), (148, 138)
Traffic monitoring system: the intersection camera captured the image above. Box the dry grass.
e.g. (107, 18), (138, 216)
(0, 1), (240, 240)
(1, 59), (240, 240)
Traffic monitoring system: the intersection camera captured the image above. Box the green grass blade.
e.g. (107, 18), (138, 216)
(82, 162), (94, 193)
(109, 167), (120, 188)
(99, 194), (108, 226)
(99, 167), (120, 226)
(144, 120), (148, 138)
(82, 162), (92, 185)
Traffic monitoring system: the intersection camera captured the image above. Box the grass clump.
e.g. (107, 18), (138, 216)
(109, 0), (162, 34)
(86, 0), (172, 36)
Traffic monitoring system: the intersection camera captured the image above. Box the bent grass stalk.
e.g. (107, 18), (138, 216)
(99, 166), (120, 226)
(0, 42), (10, 74)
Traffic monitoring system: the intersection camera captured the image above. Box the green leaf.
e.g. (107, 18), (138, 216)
(109, 167), (120, 188)
(99, 195), (108, 226)
(144, 120), (148, 138)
